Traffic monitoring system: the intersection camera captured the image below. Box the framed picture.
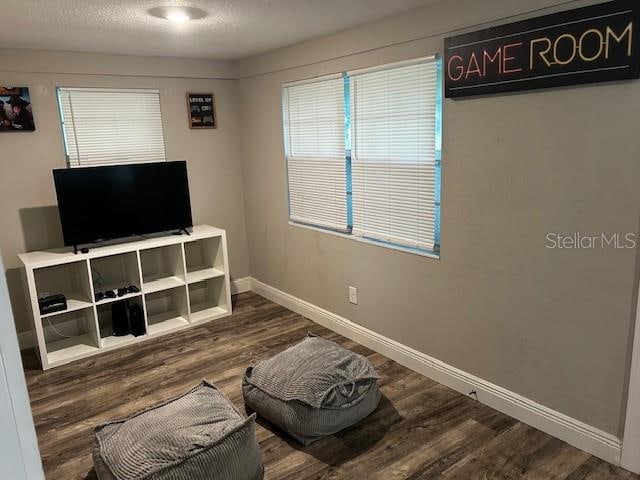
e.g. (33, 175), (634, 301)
(0, 87), (35, 132)
(187, 93), (216, 129)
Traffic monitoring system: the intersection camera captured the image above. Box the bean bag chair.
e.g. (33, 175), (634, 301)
(242, 333), (381, 445)
(93, 381), (264, 480)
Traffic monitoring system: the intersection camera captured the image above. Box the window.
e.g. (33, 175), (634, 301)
(57, 87), (166, 168)
(282, 57), (442, 255)
(283, 75), (348, 231)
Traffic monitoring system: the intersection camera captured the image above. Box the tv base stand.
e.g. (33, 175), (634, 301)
(173, 227), (191, 236)
(19, 225), (231, 370)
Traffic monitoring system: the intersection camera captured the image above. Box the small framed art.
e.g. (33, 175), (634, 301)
(1, 86), (35, 132)
(187, 93), (216, 129)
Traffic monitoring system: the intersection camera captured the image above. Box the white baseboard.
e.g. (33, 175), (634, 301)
(18, 277), (253, 351)
(17, 330), (34, 352)
(250, 277), (622, 466)
(230, 276), (252, 295)
(17, 275), (623, 465)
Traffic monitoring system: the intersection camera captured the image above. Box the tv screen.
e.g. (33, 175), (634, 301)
(53, 161), (193, 247)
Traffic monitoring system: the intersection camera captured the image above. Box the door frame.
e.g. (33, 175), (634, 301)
(0, 257), (43, 480)
(622, 277), (640, 473)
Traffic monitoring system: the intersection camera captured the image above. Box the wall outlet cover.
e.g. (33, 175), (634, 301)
(349, 286), (358, 305)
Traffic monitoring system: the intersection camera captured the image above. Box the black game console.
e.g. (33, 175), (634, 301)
(111, 300), (146, 337)
(111, 301), (130, 336)
(38, 294), (67, 315)
(128, 304), (145, 337)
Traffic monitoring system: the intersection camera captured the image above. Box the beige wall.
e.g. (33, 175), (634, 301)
(1, 0), (637, 441)
(0, 50), (250, 334)
(237, 0), (640, 436)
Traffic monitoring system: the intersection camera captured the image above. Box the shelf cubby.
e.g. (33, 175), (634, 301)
(188, 277), (229, 324)
(95, 290), (142, 307)
(20, 225), (231, 369)
(97, 297), (146, 349)
(91, 252), (141, 303)
(34, 261), (93, 317)
(145, 286), (189, 336)
(42, 308), (99, 365)
(140, 244), (185, 293)
(184, 237), (225, 283)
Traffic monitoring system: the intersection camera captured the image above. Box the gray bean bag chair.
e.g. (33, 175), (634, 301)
(242, 333), (381, 445)
(93, 381), (264, 480)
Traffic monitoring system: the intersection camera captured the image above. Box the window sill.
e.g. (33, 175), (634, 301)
(288, 221), (440, 260)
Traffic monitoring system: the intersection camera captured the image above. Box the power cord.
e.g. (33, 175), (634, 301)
(45, 317), (73, 339)
(39, 292), (74, 338)
(91, 266), (103, 290)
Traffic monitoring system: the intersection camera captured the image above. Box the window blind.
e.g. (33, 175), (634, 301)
(283, 76), (348, 231)
(57, 87), (166, 168)
(350, 59), (439, 251)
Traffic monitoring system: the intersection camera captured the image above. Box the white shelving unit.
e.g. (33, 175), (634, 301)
(19, 225), (232, 370)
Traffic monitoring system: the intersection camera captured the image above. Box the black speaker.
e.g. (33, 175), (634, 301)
(128, 303), (145, 337)
(111, 301), (130, 336)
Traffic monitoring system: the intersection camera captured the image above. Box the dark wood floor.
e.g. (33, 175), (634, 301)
(22, 292), (638, 479)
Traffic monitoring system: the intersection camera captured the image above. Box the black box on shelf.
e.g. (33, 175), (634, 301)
(38, 294), (67, 315)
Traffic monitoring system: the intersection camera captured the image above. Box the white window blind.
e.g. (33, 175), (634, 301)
(350, 59), (439, 251)
(283, 76), (348, 231)
(57, 87), (166, 168)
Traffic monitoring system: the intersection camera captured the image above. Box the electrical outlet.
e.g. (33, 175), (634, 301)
(348, 286), (358, 305)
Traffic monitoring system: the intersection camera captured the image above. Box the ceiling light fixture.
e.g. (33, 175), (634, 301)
(148, 6), (207, 23)
(165, 10), (191, 23)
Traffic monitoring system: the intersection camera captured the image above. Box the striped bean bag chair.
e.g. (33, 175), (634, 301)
(93, 381), (264, 480)
(242, 333), (381, 445)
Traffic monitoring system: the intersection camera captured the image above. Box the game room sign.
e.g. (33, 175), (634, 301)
(444, 0), (640, 98)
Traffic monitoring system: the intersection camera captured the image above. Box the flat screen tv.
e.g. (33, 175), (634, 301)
(53, 161), (193, 249)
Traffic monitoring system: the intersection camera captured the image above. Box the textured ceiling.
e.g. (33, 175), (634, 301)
(0, 0), (440, 60)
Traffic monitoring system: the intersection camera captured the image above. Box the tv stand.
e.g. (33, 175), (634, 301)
(173, 227), (191, 236)
(73, 245), (90, 255)
(19, 225), (231, 370)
